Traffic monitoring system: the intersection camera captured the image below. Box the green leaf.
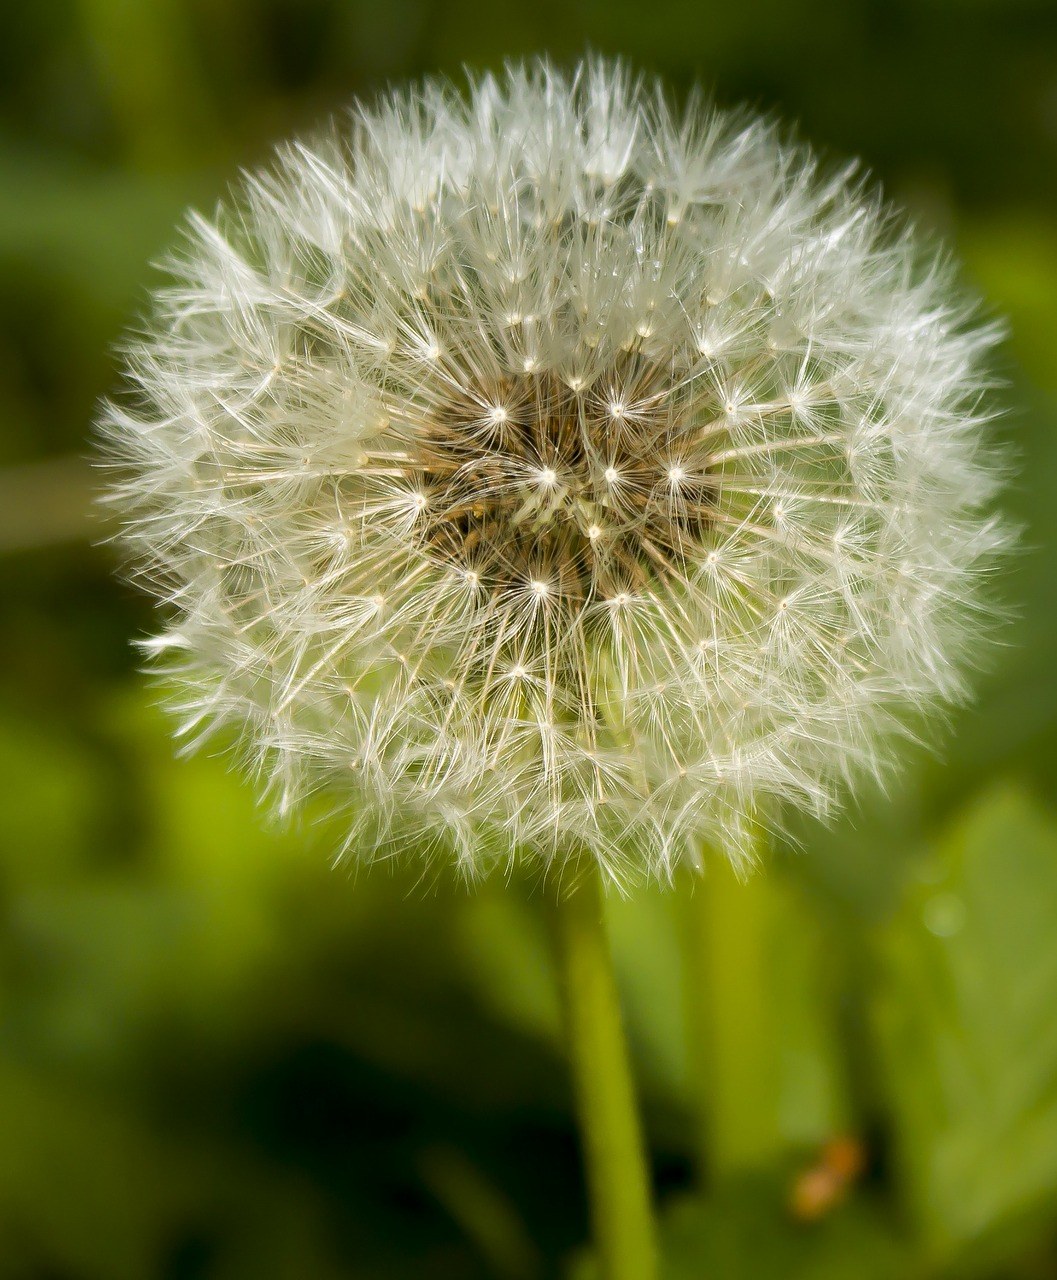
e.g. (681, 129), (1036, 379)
(874, 784), (1057, 1271)
(571, 1186), (909, 1280)
(658, 1190), (909, 1280)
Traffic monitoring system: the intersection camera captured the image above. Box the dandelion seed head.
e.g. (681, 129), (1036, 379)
(99, 58), (1011, 882)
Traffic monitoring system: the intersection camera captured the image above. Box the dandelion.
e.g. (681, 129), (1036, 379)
(98, 58), (1010, 1280)
(100, 59), (1008, 886)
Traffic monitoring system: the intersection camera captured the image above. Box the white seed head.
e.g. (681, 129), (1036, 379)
(99, 58), (1011, 883)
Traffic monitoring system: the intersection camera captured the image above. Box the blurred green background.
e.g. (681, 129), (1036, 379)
(3, 1), (1057, 1276)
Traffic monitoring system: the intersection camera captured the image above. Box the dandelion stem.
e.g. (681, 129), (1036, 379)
(553, 865), (658, 1280)
(681, 840), (783, 1182)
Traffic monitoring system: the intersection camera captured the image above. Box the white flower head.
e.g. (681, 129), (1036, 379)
(100, 58), (1011, 884)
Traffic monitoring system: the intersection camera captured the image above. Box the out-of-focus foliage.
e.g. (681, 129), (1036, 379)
(576, 1189), (909, 1280)
(3, 1), (1057, 1276)
(876, 788), (1057, 1274)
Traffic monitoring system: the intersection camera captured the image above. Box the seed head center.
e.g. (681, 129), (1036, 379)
(404, 361), (717, 602)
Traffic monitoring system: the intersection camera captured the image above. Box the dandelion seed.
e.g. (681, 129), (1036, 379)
(99, 57), (1010, 882)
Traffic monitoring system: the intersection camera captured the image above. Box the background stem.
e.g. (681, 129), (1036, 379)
(553, 865), (659, 1280)
(682, 843), (784, 1183)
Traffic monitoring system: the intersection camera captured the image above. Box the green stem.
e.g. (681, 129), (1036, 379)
(682, 840), (783, 1183)
(553, 864), (659, 1280)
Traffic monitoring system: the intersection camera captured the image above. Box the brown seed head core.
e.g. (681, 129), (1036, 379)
(406, 352), (717, 606)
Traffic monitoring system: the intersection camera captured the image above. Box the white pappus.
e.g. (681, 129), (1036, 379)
(100, 58), (1011, 884)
